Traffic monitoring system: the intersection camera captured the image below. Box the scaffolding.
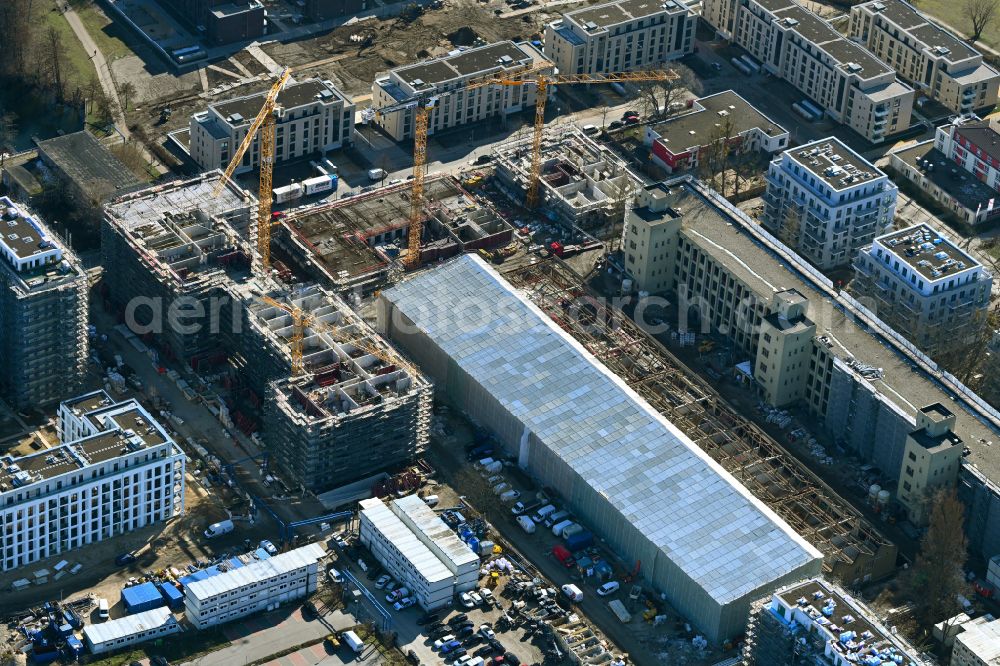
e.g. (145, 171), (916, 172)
(503, 259), (897, 583)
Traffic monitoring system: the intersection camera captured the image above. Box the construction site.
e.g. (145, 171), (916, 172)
(500, 258), (899, 588)
(493, 126), (639, 229)
(278, 176), (515, 294)
(100, 171), (432, 494)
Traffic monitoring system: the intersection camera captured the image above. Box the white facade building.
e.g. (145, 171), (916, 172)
(83, 608), (181, 655)
(852, 224), (992, 354)
(935, 114), (1000, 192)
(359, 497), (456, 610)
(371, 41), (551, 141)
(189, 79), (355, 174)
(184, 543), (325, 629)
(951, 615), (1000, 666)
(391, 494), (479, 592)
(0, 393), (185, 572)
(543, 0), (696, 75)
(763, 138), (897, 270)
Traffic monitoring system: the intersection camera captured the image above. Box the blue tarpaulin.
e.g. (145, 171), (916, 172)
(121, 582), (165, 614)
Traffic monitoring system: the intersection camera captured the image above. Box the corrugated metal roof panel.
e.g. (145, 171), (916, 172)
(83, 607), (177, 645)
(184, 543), (325, 601)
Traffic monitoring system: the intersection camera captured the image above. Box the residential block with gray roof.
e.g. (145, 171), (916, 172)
(850, 0), (999, 114)
(371, 41), (551, 141)
(0, 197), (88, 411)
(188, 78), (355, 174)
(702, 0), (914, 143)
(543, 0), (697, 76)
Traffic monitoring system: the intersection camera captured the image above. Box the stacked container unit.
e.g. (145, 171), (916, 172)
(122, 582), (166, 614)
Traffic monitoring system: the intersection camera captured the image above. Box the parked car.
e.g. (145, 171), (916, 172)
(259, 540), (278, 556)
(479, 624), (496, 640)
(449, 613), (469, 626)
(417, 611), (440, 625)
(622, 110), (639, 119)
(430, 625), (453, 639)
(433, 635), (457, 650)
(469, 591), (483, 605)
(608, 120), (624, 130)
(597, 581), (620, 597)
(375, 574), (393, 589)
(624, 116), (639, 125)
(327, 567), (344, 584)
(459, 592), (476, 608)
(394, 597), (416, 610)
(448, 648), (468, 661)
(440, 640), (463, 654)
(456, 625), (476, 639)
(115, 552), (136, 566)
(479, 589), (495, 606)
(97, 598), (109, 620)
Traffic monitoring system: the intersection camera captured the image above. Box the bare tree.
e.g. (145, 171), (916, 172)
(39, 27), (68, 102)
(85, 75), (102, 114)
(778, 201), (802, 247)
(965, 0), (999, 42)
(118, 82), (137, 111)
(0, 0), (35, 78)
(0, 111), (18, 155)
(700, 113), (739, 196)
(903, 488), (971, 629)
(634, 63), (702, 121)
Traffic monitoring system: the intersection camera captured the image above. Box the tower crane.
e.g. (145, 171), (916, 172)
(371, 66), (678, 267)
(258, 295), (417, 378)
(213, 68), (293, 275)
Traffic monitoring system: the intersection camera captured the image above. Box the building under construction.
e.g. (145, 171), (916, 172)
(101, 172), (256, 362)
(277, 176), (513, 294)
(493, 126), (639, 229)
(100, 174), (431, 493)
(0, 197), (88, 410)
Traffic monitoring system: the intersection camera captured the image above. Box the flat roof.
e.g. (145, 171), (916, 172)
(392, 495), (479, 571)
(568, 0), (682, 32)
(785, 137), (885, 190)
(670, 179), (1000, 482)
(360, 499), (454, 584)
(862, 0), (978, 62)
(83, 607), (177, 646)
(36, 131), (142, 201)
(953, 117), (1000, 163)
(890, 141), (997, 213)
(185, 543), (325, 600)
(384, 254), (823, 605)
(955, 617), (1000, 662)
(393, 42), (534, 88)
(63, 390), (115, 415)
(0, 197), (57, 261)
(875, 223), (981, 281)
(211, 79), (345, 125)
(649, 90), (787, 154)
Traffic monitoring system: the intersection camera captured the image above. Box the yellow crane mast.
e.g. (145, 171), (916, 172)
(213, 67), (293, 275)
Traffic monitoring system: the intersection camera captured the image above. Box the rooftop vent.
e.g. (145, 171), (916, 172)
(498, 55), (514, 65)
(227, 113), (244, 124)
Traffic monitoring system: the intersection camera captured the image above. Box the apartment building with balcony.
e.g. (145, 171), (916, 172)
(851, 224), (992, 355)
(702, 0), (914, 143)
(543, 0), (696, 75)
(189, 78), (355, 174)
(371, 41), (551, 141)
(763, 138), (897, 270)
(0, 197), (88, 411)
(849, 0), (999, 115)
(0, 392), (185, 572)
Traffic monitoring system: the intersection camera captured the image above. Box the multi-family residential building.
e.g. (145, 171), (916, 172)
(936, 114), (1000, 191)
(642, 90), (789, 172)
(702, 0), (914, 142)
(618, 177), (1000, 566)
(543, 0), (696, 75)
(762, 138), (898, 270)
(0, 391), (185, 572)
(189, 78), (355, 174)
(850, 0), (1000, 114)
(157, 0), (264, 45)
(184, 543), (326, 628)
(371, 41), (551, 141)
(0, 197), (88, 411)
(743, 577), (929, 666)
(896, 403), (964, 524)
(851, 224), (992, 355)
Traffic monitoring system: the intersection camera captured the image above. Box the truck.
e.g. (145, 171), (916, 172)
(564, 530), (594, 552)
(273, 183), (303, 204)
(608, 599), (632, 623)
(516, 515), (536, 534)
(552, 545), (575, 567)
(368, 168), (387, 181)
(204, 519), (234, 539)
(342, 629), (364, 653)
(303, 174), (337, 196)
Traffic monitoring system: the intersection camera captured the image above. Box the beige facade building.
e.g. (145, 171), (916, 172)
(622, 186), (682, 294)
(754, 290), (816, 408)
(188, 78), (355, 174)
(371, 42), (550, 141)
(895, 404), (963, 525)
(849, 0), (999, 115)
(703, 0), (914, 143)
(543, 0), (696, 76)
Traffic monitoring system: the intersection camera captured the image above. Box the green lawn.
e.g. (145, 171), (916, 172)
(914, 0), (1000, 51)
(78, 2), (136, 63)
(35, 0), (98, 93)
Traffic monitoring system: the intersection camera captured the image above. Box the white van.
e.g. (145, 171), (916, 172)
(203, 519), (234, 539)
(550, 518), (574, 537)
(531, 504), (556, 524)
(516, 515), (536, 534)
(422, 495), (439, 507)
(545, 510), (570, 528)
(368, 168), (387, 181)
(342, 629), (364, 653)
(97, 598), (109, 620)
(582, 124), (599, 135)
(561, 583), (584, 602)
